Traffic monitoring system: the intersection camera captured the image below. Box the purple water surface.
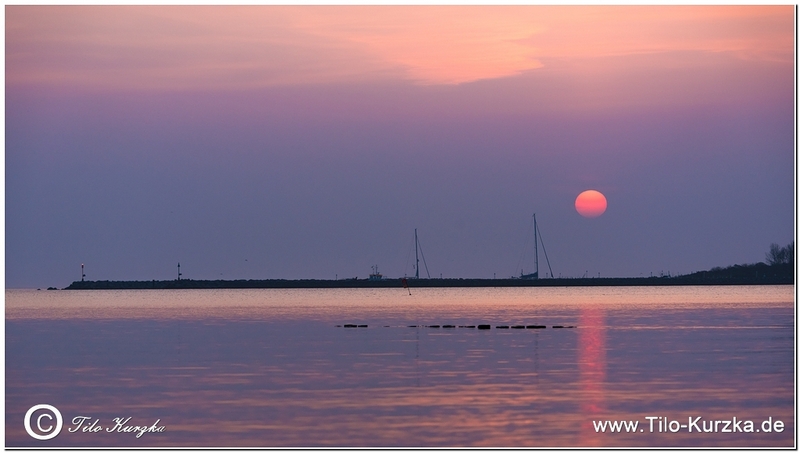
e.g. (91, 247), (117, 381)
(5, 286), (794, 447)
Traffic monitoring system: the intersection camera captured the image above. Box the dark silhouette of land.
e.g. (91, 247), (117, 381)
(64, 262), (793, 290)
(62, 242), (795, 290)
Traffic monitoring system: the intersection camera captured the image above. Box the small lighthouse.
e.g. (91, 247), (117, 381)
(177, 262), (182, 281)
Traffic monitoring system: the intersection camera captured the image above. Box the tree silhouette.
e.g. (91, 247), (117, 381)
(766, 242), (794, 266)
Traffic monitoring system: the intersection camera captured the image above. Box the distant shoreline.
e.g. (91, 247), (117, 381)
(63, 272), (793, 290)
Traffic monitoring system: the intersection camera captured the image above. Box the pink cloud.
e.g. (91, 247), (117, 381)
(6, 5), (793, 97)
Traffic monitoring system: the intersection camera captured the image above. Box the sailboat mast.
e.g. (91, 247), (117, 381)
(534, 214), (539, 278)
(415, 228), (420, 279)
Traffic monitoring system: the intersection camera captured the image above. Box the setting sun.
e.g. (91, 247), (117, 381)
(575, 190), (607, 218)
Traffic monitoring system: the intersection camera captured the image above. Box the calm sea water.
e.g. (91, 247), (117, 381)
(5, 286), (795, 447)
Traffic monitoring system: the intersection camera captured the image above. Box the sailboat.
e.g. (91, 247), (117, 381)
(519, 214), (553, 279)
(411, 229), (430, 279)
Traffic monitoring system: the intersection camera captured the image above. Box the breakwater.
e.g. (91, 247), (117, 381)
(64, 269), (792, 290)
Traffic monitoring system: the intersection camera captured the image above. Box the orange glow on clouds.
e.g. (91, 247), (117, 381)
(287, 7), (544, 85)
(575, 190), (608, 218)
(5, 6), (793, 91)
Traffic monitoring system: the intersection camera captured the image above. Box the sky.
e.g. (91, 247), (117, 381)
(5, 5), (796, 288)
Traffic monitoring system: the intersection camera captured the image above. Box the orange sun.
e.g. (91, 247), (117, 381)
(575, 190), (607, 218)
